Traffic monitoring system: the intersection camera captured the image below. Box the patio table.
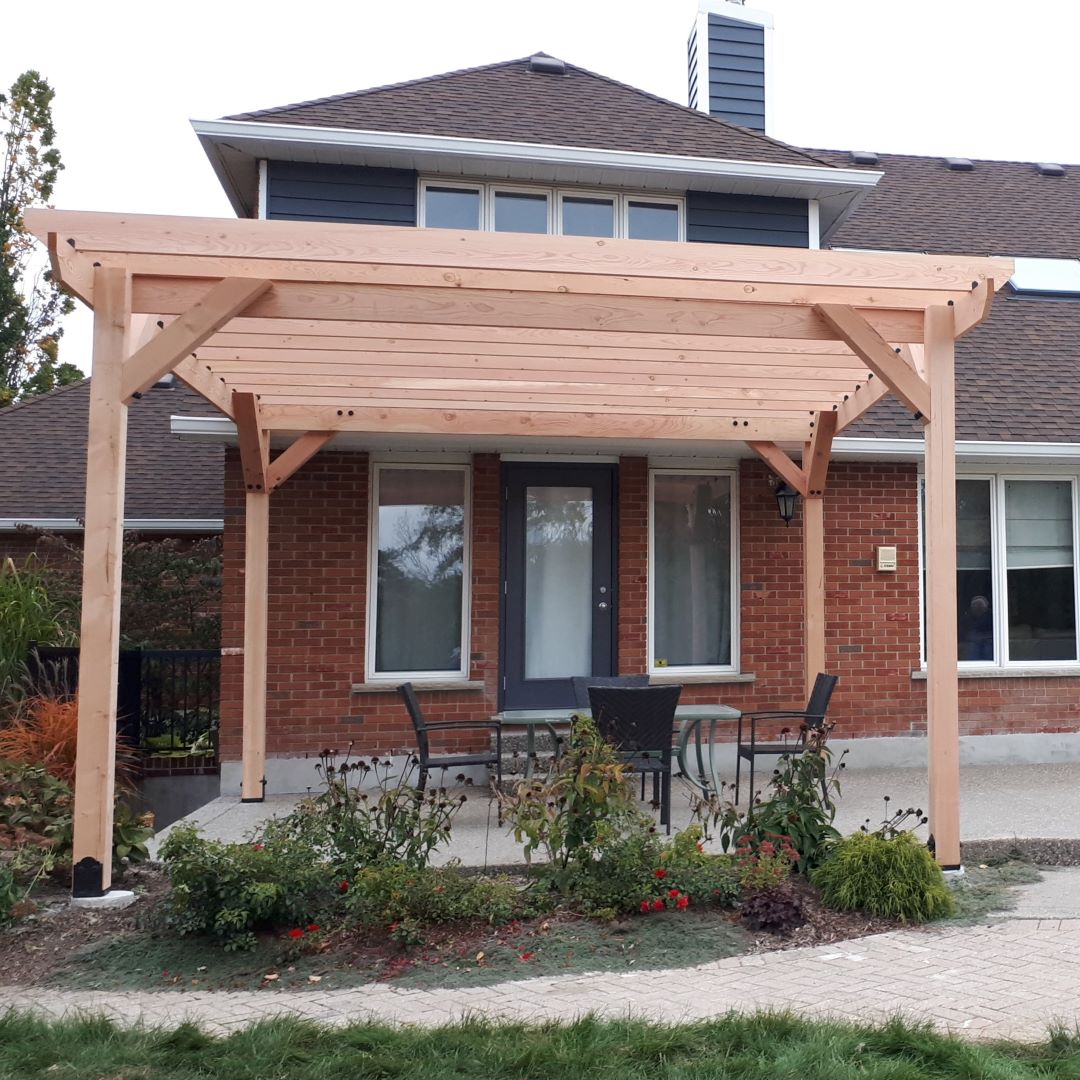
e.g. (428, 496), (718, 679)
(497, 703), (740, 782)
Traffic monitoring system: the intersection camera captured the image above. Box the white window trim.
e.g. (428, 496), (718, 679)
(647, 467), (740, 676)
(418, 177), (685, 240)
(365, 461), (472, 683)
(918, 469), (1080, 671)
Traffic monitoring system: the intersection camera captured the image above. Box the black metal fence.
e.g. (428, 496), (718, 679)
(25, 645), (221, 772)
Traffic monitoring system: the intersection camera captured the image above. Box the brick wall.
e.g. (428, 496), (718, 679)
(218, 452), (1080, 765)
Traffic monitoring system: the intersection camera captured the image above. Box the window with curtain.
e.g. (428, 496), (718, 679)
(651, 472), (735, 670)
(1004, 480), (1077, 661)
(371, 466), (468, 677)
(920, 474), (1079, 666)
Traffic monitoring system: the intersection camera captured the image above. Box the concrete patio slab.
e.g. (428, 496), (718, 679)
(150, 761), (1080, 868)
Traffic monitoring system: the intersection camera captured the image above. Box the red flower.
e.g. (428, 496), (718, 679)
(519, 952), (534, 961)
(651, 899), (665, 912)
(306, 924), (321, 933)
(676, 895), (690, 910)
(339, 881), (349, 893)
(654, 869), (668, 880)
(640, 900), (651, 914)
(668, 888), (680, 898)
(388, 923), (399, 933)
(696, 842), (705, 853)
(288, 928), (304, 939)
(253, 843), (264, 851)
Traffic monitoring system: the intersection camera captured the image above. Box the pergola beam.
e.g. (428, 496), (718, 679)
(120, 278), (272, 401)
(233, 391), (269, 493)
(815, 304), (933, 420)
(30, 209), (1009, 294)
(805, 411), (838, 496)
(747, 442), (808, 497)
(266, 431), (335, 492)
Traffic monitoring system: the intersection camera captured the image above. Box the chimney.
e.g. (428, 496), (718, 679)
(688, 1), (772, 132)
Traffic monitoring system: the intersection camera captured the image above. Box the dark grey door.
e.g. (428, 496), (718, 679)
(502, 463), (616, 709)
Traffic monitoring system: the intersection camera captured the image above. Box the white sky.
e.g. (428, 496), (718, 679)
(6, 0), (1078, 372)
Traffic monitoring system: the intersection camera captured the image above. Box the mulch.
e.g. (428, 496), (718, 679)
(0, 865), (166, 984)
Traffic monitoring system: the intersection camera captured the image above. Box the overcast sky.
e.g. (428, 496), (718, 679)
(7, 0), (1078, 371)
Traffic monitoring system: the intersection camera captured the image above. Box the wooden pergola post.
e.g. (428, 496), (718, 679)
(240, 490), (270, 801)
(923, 305), (962, 867)
(803, 496), (826, 701)
(71, 267), (131, 897)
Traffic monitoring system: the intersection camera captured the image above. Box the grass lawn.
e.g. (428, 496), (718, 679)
(2, 1011), (1080, 1079)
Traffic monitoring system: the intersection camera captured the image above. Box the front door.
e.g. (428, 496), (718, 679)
(502, 463), (616, 709)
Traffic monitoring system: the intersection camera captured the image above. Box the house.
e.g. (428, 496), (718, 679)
(30, 1), (1041, 894)
(0, 378), (223, 563)
(180, 4), (1066, 779)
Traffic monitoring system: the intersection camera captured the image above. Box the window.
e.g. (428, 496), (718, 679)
(424, 186), (481, 230)
(419, 179), (684, 240)
(650, 470), (738, 672)
(920, 474), (1079, 667)
(369, 464), (470, 679)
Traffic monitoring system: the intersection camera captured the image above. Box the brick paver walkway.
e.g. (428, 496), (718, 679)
(2, 918), (1078, 1040)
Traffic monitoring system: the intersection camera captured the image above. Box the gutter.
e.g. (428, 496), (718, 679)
(170, 417), (1080, 465)
(192, 117), (881, 226)
(0, 517), (224, 533)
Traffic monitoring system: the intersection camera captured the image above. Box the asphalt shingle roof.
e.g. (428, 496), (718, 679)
(227, 55), (836, 169)
(819, 150), (1080, 259)
(0, 380), (223, 522)
(818, 150), (1080, 442)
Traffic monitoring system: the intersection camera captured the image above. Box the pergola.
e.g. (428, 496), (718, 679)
(24, 209), (1010, 896)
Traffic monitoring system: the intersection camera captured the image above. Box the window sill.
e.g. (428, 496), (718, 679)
(649, 672), (756, 685)
(351, 680), (486, 694)
(911, 667), (1080, 681)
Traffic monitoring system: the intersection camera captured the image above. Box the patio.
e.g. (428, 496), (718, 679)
(23, 207), (1009, 893)
(150, 760), (1080, 868)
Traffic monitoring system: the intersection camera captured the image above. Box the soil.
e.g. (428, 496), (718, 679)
(0, 864), (166, 985)
(0, 860), (1039, 993)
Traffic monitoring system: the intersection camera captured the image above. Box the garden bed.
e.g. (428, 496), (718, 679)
(0, 861), (1038, 993)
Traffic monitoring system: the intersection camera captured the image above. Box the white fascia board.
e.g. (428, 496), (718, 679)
(192, 118), (880, 219)
(833, 437), (1080, 463)
(0, 517), (223, 532)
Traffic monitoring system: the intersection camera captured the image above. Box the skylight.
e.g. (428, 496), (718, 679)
(1009, 257), (1080, 295)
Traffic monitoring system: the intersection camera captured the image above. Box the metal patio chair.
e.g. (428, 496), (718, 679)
(735, 672), (839, 804)
(584, 683), (682, 833)
(398, 682), (502, 794)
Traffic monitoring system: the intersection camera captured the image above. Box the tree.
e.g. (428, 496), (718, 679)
(0, 70), (78, 408)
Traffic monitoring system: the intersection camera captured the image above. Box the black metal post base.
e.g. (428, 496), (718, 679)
(71, 856), (105, 898)
(241, 797), (265, 803)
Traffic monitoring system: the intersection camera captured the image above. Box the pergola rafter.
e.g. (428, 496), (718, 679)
(24, 209), (1010, 896)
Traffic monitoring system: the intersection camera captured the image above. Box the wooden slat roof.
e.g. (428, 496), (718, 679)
(26, 209), (1010, 445)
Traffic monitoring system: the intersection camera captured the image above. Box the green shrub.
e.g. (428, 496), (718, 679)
(260, 750), (464, 875)
(811, 831), (955, 923)
(159, 825), (339, 951)
(498, 714), (638, 876)
(343, 861), (517, 932)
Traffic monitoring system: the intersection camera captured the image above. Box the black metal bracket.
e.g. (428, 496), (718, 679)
(71, 856), (105, 898)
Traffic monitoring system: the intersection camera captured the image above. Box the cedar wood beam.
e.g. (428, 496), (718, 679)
(233, 391), (269, 493)
(266, 431), (335, 492)
(805, 411), (838, 496)
(815, 304), (932, 420)
(746, 441), (808, 497)
(120, 277), (272, 401)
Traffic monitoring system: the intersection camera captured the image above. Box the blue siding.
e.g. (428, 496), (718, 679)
(705, 13), (766, 131)
(265, 161), (416, 225)
(686, 192), (808, 248)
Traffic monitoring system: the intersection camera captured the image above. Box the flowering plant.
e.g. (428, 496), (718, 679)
(734, 833), (798, 893)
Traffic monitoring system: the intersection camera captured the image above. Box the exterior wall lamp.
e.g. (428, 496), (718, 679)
(775, 481), (799, 526)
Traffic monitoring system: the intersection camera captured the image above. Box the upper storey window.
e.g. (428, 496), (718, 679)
(419, 179), (683, 241)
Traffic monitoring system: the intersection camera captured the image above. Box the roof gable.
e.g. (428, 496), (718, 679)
(226, 55), (835, 170)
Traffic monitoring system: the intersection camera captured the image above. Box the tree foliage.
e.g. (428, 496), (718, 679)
(0, 70), (78, 408)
